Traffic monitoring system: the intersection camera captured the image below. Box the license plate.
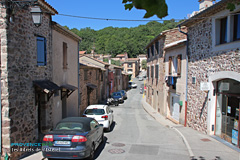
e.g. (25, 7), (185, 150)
(55, 141), (70, 145)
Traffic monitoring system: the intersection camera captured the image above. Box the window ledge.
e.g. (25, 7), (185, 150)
(213, 40), (240, 52)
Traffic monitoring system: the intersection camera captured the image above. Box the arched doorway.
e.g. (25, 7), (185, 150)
(215, 79), (240, 147)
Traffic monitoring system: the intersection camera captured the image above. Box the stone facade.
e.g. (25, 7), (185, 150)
(0, 1), (57, 159)
(79, 65), (104, 115)
(146, 28), (187, 116)
(180, 1), (240, 135)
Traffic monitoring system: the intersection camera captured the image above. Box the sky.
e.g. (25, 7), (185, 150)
(46, 0), (217, 31)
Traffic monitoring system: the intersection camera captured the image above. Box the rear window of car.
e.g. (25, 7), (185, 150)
(55, 122), (83, 130)
(112, 92), (121, 96)
(84, 109), (105, 115)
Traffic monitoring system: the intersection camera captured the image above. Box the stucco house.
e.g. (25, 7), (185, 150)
(0, 0), (58, 159)
(178, 0), (240, 147)
(122, 58), (140, 79)
(145, 27), (187, 124)
(52, 22), (81, 127)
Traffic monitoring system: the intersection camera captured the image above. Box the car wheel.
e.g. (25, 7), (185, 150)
(106, 123), (111, 132)
(88, 144), (95, 160)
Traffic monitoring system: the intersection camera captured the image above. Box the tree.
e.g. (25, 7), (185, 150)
(122, 0), (168, 18)
(141, 60), (147, 70)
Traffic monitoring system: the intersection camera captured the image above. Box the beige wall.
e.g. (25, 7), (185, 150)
(52, 29), (79, 127)
(164, 45), (187, 124)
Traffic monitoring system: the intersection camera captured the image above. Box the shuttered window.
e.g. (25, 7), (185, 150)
(169, 57), (172, 75)
(37, 36), (47, 66)
(155, 65), (159, 79)
(151, 66), (154, 78)
(177, 55), (182, 76)
(63, 42), (68, 69)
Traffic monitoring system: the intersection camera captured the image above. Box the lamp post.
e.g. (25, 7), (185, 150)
(30, 5), (42, 27)
(0, 0), (42, 26)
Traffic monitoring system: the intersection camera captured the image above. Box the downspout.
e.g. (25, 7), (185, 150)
(178, 25), (189, 127)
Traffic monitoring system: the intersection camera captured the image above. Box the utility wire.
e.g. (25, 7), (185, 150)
(56, 12), (240, 22)
(57, 13), (183, 22)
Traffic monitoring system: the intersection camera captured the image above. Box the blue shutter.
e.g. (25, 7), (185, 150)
(37, 36), (46, 66)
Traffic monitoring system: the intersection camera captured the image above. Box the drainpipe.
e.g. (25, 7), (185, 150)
(178, 25), (189, 127)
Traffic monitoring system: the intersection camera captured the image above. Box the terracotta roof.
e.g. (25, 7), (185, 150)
(79, 51), (86, 55)
(116, 54), (125, 57)
(80, 55), (110, 66)
(38, 0), (58, 15)
(178, 0), (228, 27)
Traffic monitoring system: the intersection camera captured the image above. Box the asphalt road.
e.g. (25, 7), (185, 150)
(94, 79), (190, 160)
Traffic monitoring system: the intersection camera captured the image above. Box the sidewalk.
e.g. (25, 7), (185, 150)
(141, 97), (240, 160)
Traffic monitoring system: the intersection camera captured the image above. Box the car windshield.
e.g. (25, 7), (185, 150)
(112, 92), (121, 96)
(84, 109), (105, 115)
(120, 91), (125, 94)
(55, 122), (83, 130)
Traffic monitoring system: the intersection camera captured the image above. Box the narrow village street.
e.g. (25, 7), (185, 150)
(94, 79), (189, 160)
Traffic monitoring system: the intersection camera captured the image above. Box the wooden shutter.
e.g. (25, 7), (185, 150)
(63, 42), (68, 69)
(177, 55), (182, 76)
(169, 56), (172, 75)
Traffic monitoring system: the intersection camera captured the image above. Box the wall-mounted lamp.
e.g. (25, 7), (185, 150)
(0, 0), (41, 26)
(30, 6), (42, 27)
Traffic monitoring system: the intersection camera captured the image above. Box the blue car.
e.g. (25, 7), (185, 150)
(118, 90), (127, 100)
(42, 117), (104, 160)
(111, 92), (124, 104)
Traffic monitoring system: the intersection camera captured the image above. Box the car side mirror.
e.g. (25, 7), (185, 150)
(110, 110), (113, 113)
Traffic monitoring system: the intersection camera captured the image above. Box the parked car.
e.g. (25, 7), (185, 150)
(118, 90), (127, 100)
(106, 97), (119, 106)
(42, 117), (104, 160)
(128, 81), (137, 89)
(111, 92), (124, 103)
(83, 105), (114, 132)
(138, 76), (143, 81)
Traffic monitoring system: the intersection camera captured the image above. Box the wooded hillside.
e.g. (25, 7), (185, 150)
(66, 20), (182, 58)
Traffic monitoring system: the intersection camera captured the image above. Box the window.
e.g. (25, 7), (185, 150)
(220, 17), (228, 44)
(151, 45), (154, 56)
(155, 41), (159, 54)
(63, 42), (68, 69)
(147, 48), (150, 58)
(84, 69), (88, 81)
(151, 66), (154, 78)
(147, 67), (150, 79)
(234, 14), (240, 41)
(37, 36), (46, 66)
(177, 55), (182, 76)
(155, 65), (159, 79)
(169, 55), (181, 76)
(128, 63), (132, 67)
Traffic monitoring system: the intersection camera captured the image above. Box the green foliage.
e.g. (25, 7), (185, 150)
(141, 60), (147, 70)
(111, 60), (121, 66)
(122, 0), (168, 19)
(69, 20), (181, 58)
(103, 58), (109, 63)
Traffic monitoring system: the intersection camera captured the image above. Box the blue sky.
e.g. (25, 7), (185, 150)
(46, 0), (216, 30)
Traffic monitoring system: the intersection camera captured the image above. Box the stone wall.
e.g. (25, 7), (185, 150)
(79, 67), (101, 115)
(187, 18), (240, 133)
(0, 4), (54, 159)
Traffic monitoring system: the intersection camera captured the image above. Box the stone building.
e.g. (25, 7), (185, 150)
(52, 22), (81, 127)
(145, 28), (187, 120)
(0, 0), (58, 159)
(179, 0), (240, 147)
(79, 55), (110, 114)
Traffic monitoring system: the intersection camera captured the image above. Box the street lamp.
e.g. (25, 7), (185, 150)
(30, 5), (42, 27)
(0, 0), (42, 26)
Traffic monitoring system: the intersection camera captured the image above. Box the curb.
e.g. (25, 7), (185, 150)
(141, 98), (194, 158)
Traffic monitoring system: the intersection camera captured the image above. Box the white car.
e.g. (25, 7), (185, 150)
(83, 105), (114, 132)
(129, 81), (137, 88)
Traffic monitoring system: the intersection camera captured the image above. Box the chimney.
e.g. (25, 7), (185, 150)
(199, 0), (214, 11)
